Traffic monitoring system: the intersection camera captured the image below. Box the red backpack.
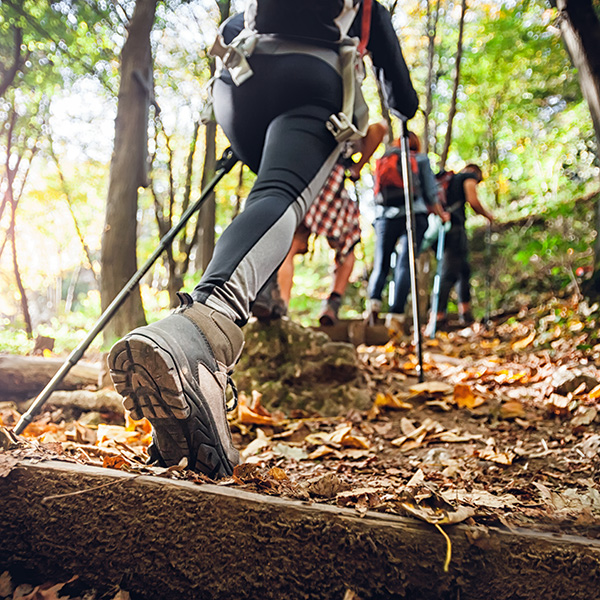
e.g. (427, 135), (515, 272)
(374, 147), (419, 207)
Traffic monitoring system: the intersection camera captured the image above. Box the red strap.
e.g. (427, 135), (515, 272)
(358, 0), (373, 58)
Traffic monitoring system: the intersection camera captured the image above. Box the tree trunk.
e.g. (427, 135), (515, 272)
(3, 460), (600, 600)
(423, 0), (442, 156)
(100, 0), (158, 345)
(439, 0), (467, 171)
(195, 0), (230, 273)
(552, 0), (600, 287)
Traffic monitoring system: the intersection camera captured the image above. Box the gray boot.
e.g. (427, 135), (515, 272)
(108, 294), (244, 478)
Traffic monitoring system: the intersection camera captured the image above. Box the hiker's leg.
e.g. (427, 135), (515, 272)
(193, 54), (342, 326)
(437, 232), (463, 318)
(278, 230), (310, 305)
(389, 214), (428, 315)
(109, 52), (343, 476)
(332, 249), (355, 296)
(368, 217), (399, 303)
(319, 248), (356, 326)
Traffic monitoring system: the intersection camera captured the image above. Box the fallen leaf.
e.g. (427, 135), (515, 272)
(374, 392), (413, 410)
(305, 473), (350, 498)
(511, 330), (535, 351)
(454, 383), (485, 409)
(499, 400), (526, 420)
(0, 571), (12, 597)
(238, 391), (284, 426)
(409, 381), (453, 395)
(477, 447), (516, 465)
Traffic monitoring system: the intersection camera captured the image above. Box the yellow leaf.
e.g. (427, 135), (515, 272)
(589, 384), (600, 400)
(374, 392), (413, 410)
(511, 331), (535, 351)
(453, 383), (485, 409)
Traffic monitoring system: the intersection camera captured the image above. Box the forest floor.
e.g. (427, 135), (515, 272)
(2, 293), (600, 599)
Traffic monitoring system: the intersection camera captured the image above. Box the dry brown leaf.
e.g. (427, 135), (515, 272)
(477, 447), (516, 465)
(18, 576), (78, 600)
(374, 392), (413, 410)
(267, 466), (289, 481)
(0, 571), (12, 597)
(102, 454), (130, 470)
(453, 383), (485, 409)
(499, 400), (526, 420)
(409, 381), (453, 395)
(238, 391), (284, 426)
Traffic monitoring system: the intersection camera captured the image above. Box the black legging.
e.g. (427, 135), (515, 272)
(437, 227), (471, 313)
(192, 52), (343, 326)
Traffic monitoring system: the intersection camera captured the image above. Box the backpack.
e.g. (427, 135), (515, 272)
(435, 169), (455, 206)
(373, 147), (419, 207)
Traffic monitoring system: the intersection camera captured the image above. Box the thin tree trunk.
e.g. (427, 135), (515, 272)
(9, 200), (33, 338)
(0, 26), (26, 98)
(196, 0), (230, 272)
(552, 0), (600, 284)
(100, 0), (158, 344)
(439, 0), (467, 171)
(423, 0), (442, 156)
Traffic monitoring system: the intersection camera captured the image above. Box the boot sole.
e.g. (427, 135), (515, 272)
(108, 333), (234, 479)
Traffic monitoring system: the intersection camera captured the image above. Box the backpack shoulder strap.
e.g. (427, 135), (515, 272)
(357, 0), (373, 58)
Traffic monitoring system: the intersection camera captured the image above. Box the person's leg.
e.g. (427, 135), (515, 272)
(456, 232), (473, 323)
(278, 229), (310, 305)
(193, 105), (340, 325)
(109, 53), (343, 477)
(367, 218), (398, 304)
(388, 213), (428, 315)
(319, 249), (355, 326)
(436, 229), (462, 321)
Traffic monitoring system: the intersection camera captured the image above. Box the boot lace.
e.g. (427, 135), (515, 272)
(225, 373), (238, 412)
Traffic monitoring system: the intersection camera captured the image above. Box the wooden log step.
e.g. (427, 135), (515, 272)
(1, 460), (599, 599)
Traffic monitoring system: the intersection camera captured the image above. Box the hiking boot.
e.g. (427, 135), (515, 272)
(364, 298), (382, 326)
(425, 315), (447, 337)
(319, 294), (342, 326)
(108, 294), (244, 479)
(251, 275), (287, 322)
(459, 311), (475, 326)
(385, 313), (408, 336)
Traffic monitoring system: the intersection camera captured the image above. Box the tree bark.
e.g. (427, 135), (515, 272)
(439, 0), (467, 171)
(552, 0), (600, 287)
(100, 0), (158, 344)
(195, 0), (230, 272)
(0, 356), (100, 399)
(423, 0), (442, 156)
(2, 460), (600, 600)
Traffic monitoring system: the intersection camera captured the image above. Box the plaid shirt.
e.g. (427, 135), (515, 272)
(303, 162), (361, 261)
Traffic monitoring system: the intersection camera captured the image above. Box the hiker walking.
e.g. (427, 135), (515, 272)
(432, 164), (494, 330)
(253, 121), (388, 326)
(365, 132), (446, 331)
(107, 1), (418, 478)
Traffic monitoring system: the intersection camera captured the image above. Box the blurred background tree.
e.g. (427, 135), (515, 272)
(0, 0), (598, 352)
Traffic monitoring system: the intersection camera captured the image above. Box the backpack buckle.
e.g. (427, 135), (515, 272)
(326, 112), (359, 143)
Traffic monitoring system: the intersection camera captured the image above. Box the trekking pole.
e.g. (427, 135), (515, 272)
(484, 221), (492, 327)
(398, 119), (424, 382)
(13, 148), (238, 436)
(427, 218), (447, 338)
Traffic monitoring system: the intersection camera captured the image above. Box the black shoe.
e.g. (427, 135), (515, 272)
(108, 297), (244, 478)
(459, 311), (474, 326)
(251, 275), (287, 322)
